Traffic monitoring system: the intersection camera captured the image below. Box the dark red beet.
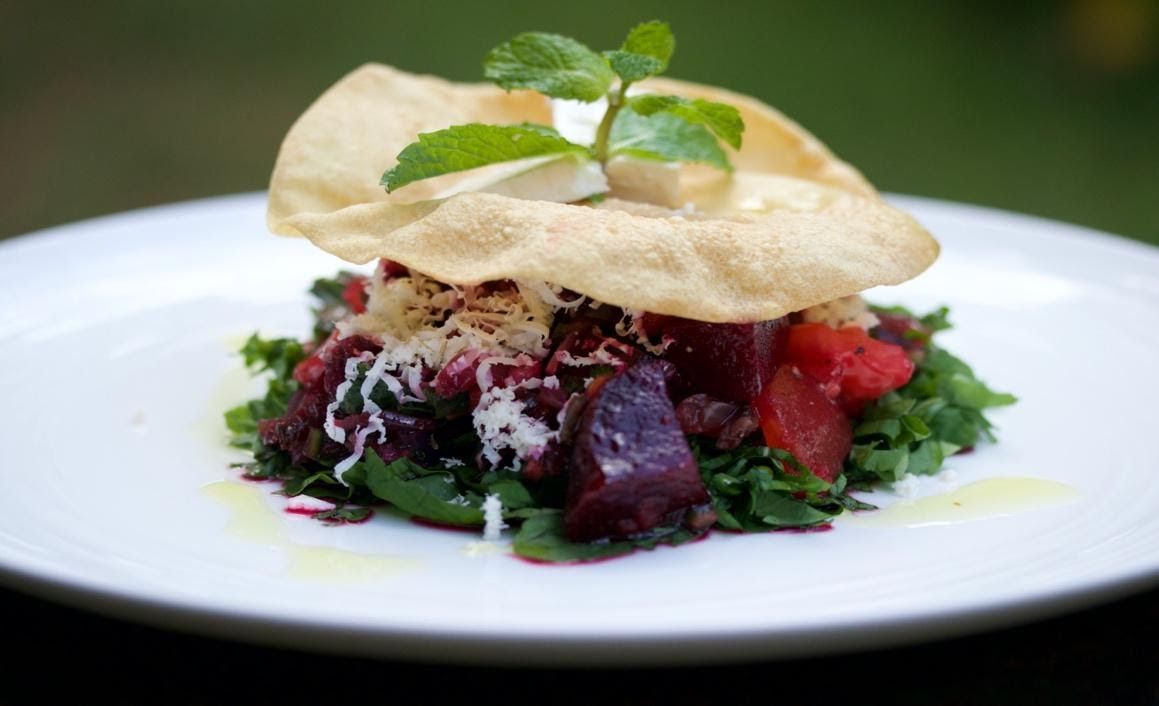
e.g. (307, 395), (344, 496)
(642, 314), (789, 403)
(522, 441), (566, 481)
(260, 334), (386, 465)
(675, 394), (739, 436)
(487, 356), (542, 389)
(873, 312), (931, 352)
(675, 394), (761, 450)
(564, 358), (710, 542)
(378, 258), (409, 280)
(433, 350), (480, 398)
(754, 366), (852, 483)
(321, 335), (382, 394)
(715, 409), (760, 450)
(546, 330), (637, 376)
(258, 389), (336, 464)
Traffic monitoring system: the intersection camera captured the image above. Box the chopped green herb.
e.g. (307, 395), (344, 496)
(847, 309), (1016, 484)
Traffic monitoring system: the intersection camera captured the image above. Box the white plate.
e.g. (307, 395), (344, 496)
(1, 193), (1157, 665)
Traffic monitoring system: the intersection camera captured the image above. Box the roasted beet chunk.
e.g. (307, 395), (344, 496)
(565, 358), (710, 542)
(259, 334), (384, 464)
(643, 314), (789, 403)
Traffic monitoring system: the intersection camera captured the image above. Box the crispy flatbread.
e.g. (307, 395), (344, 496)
(267, 64), (553, 229)
(638, 76), (875, 197)
(268, 63), (938, 323)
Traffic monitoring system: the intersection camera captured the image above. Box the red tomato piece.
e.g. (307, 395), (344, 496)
(292, 354), (326, 388)
(341, 275), (369, 314)
(785, 323), (914, 413)
(754, 366), (852, 483)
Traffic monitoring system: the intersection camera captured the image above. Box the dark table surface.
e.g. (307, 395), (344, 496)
(3, 581), (1155, 705)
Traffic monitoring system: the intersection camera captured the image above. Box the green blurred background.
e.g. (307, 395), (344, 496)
(2, 0), (1156, 243)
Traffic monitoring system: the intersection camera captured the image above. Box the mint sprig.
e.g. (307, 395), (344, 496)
(382, 123), (589, 192)
(382, 20), (746, 194)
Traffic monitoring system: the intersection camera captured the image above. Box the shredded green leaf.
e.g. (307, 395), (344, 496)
(693, 441), (870, 531)
(847, 309), (1016, 484)
(224, 334), (305, 452)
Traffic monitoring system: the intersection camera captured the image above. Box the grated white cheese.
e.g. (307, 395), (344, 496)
(554, 343), (624, 368)
(332, 274), (605, 476)
(615, 308), (670, 355)
(334, 414), (386, 479)
(893, 473), (920, 498)
(522, 280), (586, 310)
(324, 351), (376, 444)
(285, 495), (337, 513)
(349, 273), (558, 370)
(324, 384), (351, 444)
(474, 353), (536, 392)
(472, 377), (556, 468)
(801, 295), (880, 330)
(482, 494), (507, 541)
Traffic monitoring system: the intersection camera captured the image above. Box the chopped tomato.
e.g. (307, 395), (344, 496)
(754, 366), (851, 483)
(341, 275), (369, 314)
(785, 323), (914, 414)
(292, 354), (326, 388)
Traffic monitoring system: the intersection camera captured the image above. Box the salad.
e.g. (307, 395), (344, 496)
(226, 22), (1015, 562)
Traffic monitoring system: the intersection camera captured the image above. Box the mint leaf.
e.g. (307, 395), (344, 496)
(627, 95), (744, 149)
(622, 20), (674, 71)
(609, 109), (731, 171)
(381, 123), (589, 192)
(605, 50), (664, 83)
(484, 32), (614, 101)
